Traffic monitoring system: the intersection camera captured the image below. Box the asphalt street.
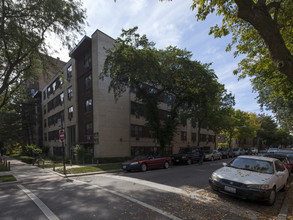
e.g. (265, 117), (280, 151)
(0, 157), (291, 219)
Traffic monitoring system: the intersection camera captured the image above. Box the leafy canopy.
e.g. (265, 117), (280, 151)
(102, 27), (233, 151)
(0, 0), (86, 108)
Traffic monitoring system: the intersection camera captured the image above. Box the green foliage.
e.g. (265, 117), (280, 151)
(190, 0), (293, 78)
(0, 164), (9, 172)
(21, 145), (43, 158)
(102, 27), (233, 152)
(0, 0), (86, 108)
(0, 175), (16, 183)
(218, 143), (228, 148)
(74, 144), (86, 164)
(20, 156), (35, 164)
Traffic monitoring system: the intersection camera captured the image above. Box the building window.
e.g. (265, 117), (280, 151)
(47, 86), (51, 97)
(43, 91), (46, 100)
(181, 131), (187, 141)
(192, 133), (196, 143)
(60, 92), (64, 104)
(44, 133), (47, 141)
(43, 105), (46, 114)
(67, 65), (72, 80)
(130, 125), (151, 138)
(68, 106), (73, 120)
(85, 99), (92, 112)
(208, 135), (215, 143)
(44, 119), (47, 128)
(67, 86), (73, 100)
(85, 122), (93, 138)
(84, 54), (91, 68)
(60, 76), (64, 85)
(84, 73), (92, 90)
(52, 82), (56, 92)
(200, 134), (207, 142)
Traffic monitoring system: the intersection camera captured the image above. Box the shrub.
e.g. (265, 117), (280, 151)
(21, 145), (43, 158)
(94, 157), (131, 164)
(74, 144), (86, 164)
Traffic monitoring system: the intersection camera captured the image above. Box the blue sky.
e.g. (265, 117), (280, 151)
(54, 0), (271, 115)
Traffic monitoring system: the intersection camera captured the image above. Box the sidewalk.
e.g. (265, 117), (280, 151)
(0, 156), (62, 183)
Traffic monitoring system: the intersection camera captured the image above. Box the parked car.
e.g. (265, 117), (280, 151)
(209, 155), (289, 205)
(122, 154), (171, 172)
(263, 153), (293, 173)
(218, 148), (234, 158)
(251, 148), (258, 155)
(277, 152), (293, 173)
(205, 150), (222, 161)
(232, 148), (245, 156)
(244, 148), (252, 155)
(258, 148), (268, 156)
(267, 148), (279, 153)
(172, 146), (201, 165)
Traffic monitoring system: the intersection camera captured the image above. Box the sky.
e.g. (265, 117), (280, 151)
(53, 0), (271, 116)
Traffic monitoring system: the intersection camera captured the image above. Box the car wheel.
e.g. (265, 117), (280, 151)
(164, 161), (169, 169)
(187, 159), (192, 165)
(141, 163), (147, 172)
(266, 188), (276, 206)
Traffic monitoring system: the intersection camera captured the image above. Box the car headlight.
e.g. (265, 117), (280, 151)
(246, 184), (270, 190)
(130, 162), (139, 165)
(211, 173), (221, 181)
(182, 156), (187, 159)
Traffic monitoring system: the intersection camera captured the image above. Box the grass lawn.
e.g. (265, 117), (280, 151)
(56, 163), (121, 174)
(0, 164), (9, 172)
(36, 163), (71, 169)
(0, 175), (16, 183)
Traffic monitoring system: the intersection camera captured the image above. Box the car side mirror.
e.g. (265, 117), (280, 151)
(222, 162), (227, 167)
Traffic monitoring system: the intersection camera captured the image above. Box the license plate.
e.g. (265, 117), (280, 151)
(123, 165), (126, 169)
(224, 186), (236, 193)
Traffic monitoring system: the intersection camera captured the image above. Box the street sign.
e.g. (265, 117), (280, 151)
(59, 129), (65, 142)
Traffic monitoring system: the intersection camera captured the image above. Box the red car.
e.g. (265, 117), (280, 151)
(122, 154), (171, 172)
(264, 154), (293, 173)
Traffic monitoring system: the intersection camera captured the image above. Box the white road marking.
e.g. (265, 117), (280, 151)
(17, 184), (59, 220)
(73, 179), (181, 220)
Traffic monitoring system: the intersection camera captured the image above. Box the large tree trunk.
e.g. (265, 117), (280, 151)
(235, 0), (293, 80)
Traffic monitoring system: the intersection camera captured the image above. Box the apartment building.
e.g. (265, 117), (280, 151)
(42, 29), (216, 159)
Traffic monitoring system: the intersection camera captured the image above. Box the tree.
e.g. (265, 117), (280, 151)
(189, 0), (293, 81)
(182, 67), (235, 146)
(220, 108), (238, 148)
(0, 0), (86, 108)
(102, 27), (225, 153)
(257, 114), (278, 147)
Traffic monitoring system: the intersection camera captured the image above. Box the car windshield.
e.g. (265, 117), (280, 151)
(233, 148), (239, 151)
(228, 157), (274, 174)
(133, 155), (153, 160)
(179, 148), (191, 154)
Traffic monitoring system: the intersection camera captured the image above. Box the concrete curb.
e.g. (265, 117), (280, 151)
(53, 169), (122, 178)
(277, 181), (293, 220)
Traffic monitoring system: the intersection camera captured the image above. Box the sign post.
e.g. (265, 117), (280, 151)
(59, 128), (66, 175)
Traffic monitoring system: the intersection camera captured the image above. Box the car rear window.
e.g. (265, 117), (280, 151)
(228, 158), (274, 174)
